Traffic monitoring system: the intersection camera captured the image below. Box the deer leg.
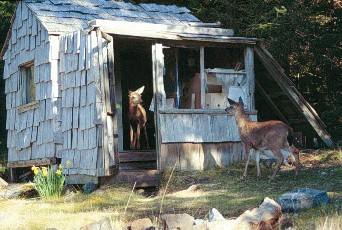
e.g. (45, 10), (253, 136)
(136, 124), (141, 149)
(269, 149), (284, 183)
(241, 145), (251, 180)
(143, 126), (150, 149)
(291, 145), (300, 180)
(255, 150), (261, 181)
(129, 125), (134, 149)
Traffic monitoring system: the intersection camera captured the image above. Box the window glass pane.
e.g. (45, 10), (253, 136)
(20, 62), (35, 104)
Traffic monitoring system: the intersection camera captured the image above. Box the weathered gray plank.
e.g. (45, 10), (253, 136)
(61, 107), (73, 132)
(72, 107), (79, 129)
(73, 86), (80, 107)
(31, 126), (37, 143)
(72, 129), (78, 149)
(77, 129), (84, 150)
(78, 34), (86, 71)
(44, 142), (55, 158)
(179, 143), (204, 170)
(211, 115), (230, 142)
(192, 114), (211, 142)
(63, 130), (72, 150)
(64, 88), (74, 107)
(88, 127), (97, 149)
(80, 85), (87, 106)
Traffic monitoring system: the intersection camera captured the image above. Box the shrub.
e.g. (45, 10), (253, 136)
(31, 161), (70, 200)
(0, 163), (6, 177)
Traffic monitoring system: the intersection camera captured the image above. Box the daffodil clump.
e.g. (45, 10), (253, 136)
(31, 161), (71, 200)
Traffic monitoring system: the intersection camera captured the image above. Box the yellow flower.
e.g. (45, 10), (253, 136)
(43, 170), (48, 176)
(33, 168), (39, 175)
(31, 165), (37, 171)
(56, 169), (62, 175)
(66, 161), (71, 166)
(58, 164), (63, 169)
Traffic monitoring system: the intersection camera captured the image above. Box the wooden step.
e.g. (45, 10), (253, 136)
(100, 170), (160, 188)
(119, 150), (157, 170)
(119, 150), (156, 163)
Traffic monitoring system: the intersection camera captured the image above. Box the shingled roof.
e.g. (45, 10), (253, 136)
(26, 0), (201, 34)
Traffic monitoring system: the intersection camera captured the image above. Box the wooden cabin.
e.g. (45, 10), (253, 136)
(1, 0), (334, 185)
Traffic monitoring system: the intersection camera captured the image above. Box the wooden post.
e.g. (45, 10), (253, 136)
(200, 46), (206, 109)
(101, 31), (119, 169)
(244, 46), (255, 110)
(96, 29), (110, 175)
(152, 43), (165, 170)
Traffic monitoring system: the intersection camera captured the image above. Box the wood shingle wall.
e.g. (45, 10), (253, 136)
(3, 2), (59, 164)
(58, 30), (116, 179)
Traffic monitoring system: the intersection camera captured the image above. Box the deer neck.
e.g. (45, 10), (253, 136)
(129, 102), (138, 113)
(233, 109), (249, 130)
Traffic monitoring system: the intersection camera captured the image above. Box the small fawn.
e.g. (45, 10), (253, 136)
(225, 97), (300, 182)
(128, 86), (150, 150)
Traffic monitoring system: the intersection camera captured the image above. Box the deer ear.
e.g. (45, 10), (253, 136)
(227, 98), (236, 105)
(238, 97), (244, 106)
(136, 86), (145, 94)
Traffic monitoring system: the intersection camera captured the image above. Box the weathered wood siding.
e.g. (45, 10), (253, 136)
(159, 110), (257, 170)
(3, 2), (59, 164)
(58, 30), (116, 177)
(160, 142), (245, 170)
(160, 111), (257, 143)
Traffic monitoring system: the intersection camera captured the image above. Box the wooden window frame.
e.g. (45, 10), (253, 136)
(19, 60), (36, 105)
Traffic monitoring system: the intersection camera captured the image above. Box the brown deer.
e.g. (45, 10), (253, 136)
(128, 86), (150, 150)
(225, 97), (300, 182)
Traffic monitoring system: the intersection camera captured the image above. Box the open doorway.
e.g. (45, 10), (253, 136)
(114, 39), (156, 152)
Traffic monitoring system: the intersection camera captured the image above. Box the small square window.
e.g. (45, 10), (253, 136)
(20, 61), (36, 104)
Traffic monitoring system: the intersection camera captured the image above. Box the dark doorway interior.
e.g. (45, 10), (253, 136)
(115, 39), (155, 151)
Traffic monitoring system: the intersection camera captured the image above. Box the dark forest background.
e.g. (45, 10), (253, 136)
(0, 1), (341, 158)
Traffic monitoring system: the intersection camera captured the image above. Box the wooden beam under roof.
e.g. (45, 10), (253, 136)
(255, 41), (335, 147)
(89, 19), (234, 37)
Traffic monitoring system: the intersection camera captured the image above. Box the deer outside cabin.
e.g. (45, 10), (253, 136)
(1, 0), (334, 185)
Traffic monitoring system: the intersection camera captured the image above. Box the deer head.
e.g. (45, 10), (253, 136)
(225, 97), (244, 114)
(129, 86), (145, 106)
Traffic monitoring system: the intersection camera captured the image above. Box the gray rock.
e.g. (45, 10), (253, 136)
(0, 183), (35, 199)
(130, 218), (153, 230)
(236, 197), (282, 229)
(209, 208), (225, 222)
(161, 213), (194, 229)
(277, 188), (330, 212)
(79, 217), (112, 230)
(193, 219), (207, 225)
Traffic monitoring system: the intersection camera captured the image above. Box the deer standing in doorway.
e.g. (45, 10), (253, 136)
(128, 86), (150, 150)
(225, 97), (300, 182)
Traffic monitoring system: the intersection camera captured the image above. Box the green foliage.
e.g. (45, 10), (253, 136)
(31, 164), (67, 200)
(0, 163), (5, 177)
(0, 2), (15, 161)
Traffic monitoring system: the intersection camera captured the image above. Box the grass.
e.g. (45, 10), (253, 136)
(0, 149), (341, 229)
